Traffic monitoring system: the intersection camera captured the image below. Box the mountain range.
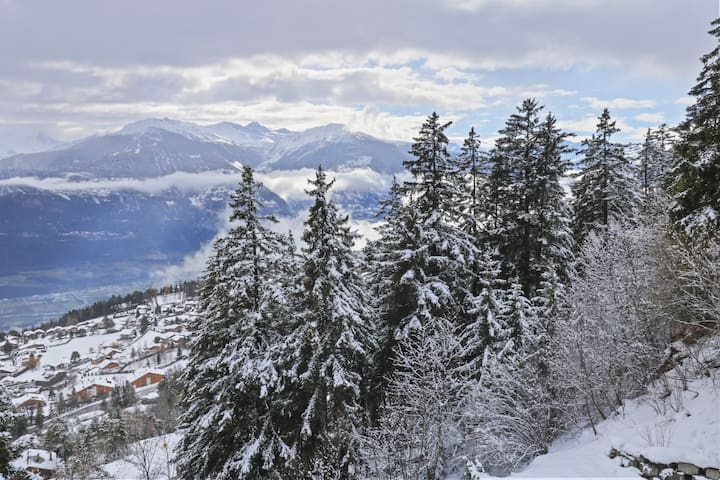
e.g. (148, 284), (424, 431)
(0, 119), (409, 319)
(0, 118), (410, 179)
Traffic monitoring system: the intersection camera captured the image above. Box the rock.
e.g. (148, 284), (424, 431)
(705, 467), (720, 480)
(677, 462), (700, 475)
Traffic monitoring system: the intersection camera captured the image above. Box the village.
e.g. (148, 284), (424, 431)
(0, 292), (198, 478)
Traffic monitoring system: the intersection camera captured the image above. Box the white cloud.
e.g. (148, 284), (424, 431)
(581, 97), (657, 110)
(0, 171), (244, 194)
(151, 209), (382, 285)
(634, 112), (665, 123)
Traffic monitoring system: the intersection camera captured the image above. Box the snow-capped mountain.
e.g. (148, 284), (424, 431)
(0, 131), (66, 159)
(0, 119), (410, 179)
(0, 118), (410, 305)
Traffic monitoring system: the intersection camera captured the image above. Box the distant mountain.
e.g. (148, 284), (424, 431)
(0, 118), (410, 307)
(0, 131), (66, 159)
(0, 119), (411, 179)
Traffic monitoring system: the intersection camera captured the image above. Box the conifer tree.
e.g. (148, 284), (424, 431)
(451, 127), (488, 237)
(572, 108), (638, 246)
(365, 113), (480, 476)
(672, 18), (720, 240)
(177, 166), (297, 479)
(485, 100), (573, 296)
(282, 166), (375, 477)
(0, 387), (19, 477)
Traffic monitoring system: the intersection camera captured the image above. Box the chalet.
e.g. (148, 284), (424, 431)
(13, 394), (46, 412)
(131, 370), (165, 388)
(119, 329), (137, 340)
(163, 324), (184, 334)
(13, 449), (57, 479)
(99, 359), (121, 372)
(102, 347), (123, 357)
(91, 355), (108, 366)
(34, 370), (67, 388)
(71, 380), (114, 401)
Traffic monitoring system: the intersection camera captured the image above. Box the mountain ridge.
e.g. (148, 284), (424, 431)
(0, 119), (411, 179)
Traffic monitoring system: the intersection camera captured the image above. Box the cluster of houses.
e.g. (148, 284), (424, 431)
(0, 294), (198, 478)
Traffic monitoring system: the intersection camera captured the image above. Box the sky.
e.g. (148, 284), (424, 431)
(0, 0), (717, 149)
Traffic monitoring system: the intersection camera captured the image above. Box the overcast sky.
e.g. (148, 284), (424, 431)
(0, 0), (716, 149)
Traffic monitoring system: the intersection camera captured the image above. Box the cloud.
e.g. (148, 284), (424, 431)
(0, 1), (713, 150)
(581, 97), (657, 110)
(443, 0), (602, 12)
(0, 171), (244, 195)
(152, 210), (382, 285)
(675, 96), (694, 107)
(558, 114), (647, 141)
(634, 112), (665, 124)
(257, 167), (394, 202)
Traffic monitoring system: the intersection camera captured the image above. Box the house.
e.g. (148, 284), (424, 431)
(119, 329), (137, 340)
(34, 370), (67, 388)
(71, 380), (114, 401)
(90, 355), (108, 366)
(131, 370), (165, 388)
(13, 394), (46, 412)
(99, 359), (121, 372)
(13, 449), (58, 479)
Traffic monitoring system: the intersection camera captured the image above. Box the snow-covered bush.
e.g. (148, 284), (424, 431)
(552, 222), (672, 432)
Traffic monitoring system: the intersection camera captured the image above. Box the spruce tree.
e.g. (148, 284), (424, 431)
(572, 108), (639, 246)
(672, 18), (720, 240)
(281, 166), (375, 477)
(177, 166), (297, 479)
(485, 100), (573, 296)
(0, 387), (18, 477)
(451, 127), (488, 237)
(366, 113), (480, 476)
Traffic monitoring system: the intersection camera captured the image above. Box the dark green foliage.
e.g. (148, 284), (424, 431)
(484, 100), (574, 296)
(671, 18), (720, 241)
(572, 109), (638, 246)
(177, 166), (298, 479)
(283, 166), (375, 477)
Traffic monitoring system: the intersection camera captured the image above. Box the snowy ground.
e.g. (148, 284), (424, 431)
(104, 433), (180, 480)
(497, 356), (720, 478)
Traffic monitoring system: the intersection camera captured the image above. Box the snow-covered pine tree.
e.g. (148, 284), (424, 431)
(450, 126), (488, 238)
(176, 166), (297, 479)
(281, 166), (375, 477)
(368, 113), (479, 383)
(485, 100), (573, 297)
(365, 177), (420, 419)
(672, 18), (720, 241)
(0, 387), (18, 477)
(364, 113), (480, 477)
(572, 108), (639, 247)
(532, 113), (575, 286)
(459, 248), (509, 373)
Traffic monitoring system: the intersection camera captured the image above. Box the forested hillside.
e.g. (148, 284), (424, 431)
(2, 13), (719, 480)
(169, 19), (720, 480)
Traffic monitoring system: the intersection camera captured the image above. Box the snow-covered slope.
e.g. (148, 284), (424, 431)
(500, 338), (720, 479)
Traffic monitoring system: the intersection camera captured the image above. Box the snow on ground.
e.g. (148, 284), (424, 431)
(41, 332), (123, 366)
(502, 376), (720, 478)
(104, 432), (180, 480)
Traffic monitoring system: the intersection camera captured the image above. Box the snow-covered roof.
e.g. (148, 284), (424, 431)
(12, 394), (45, 407)
(132, 369), (165, 381)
